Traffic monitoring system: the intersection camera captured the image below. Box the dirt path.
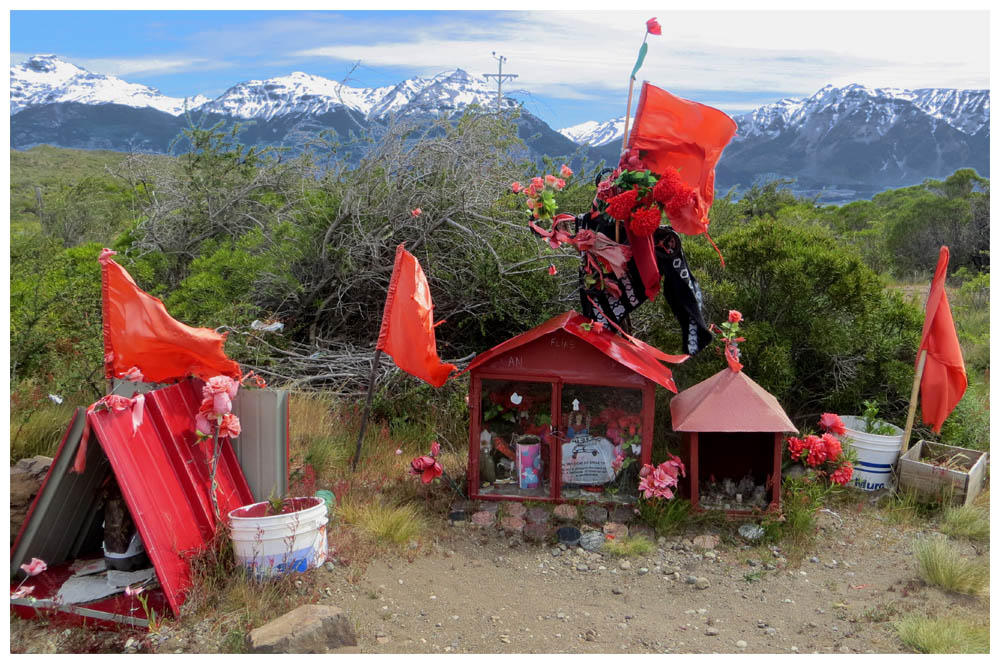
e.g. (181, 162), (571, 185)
(10, 500), (988, 654)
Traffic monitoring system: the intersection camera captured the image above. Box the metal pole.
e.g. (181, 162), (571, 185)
(351, 348), (383, 471)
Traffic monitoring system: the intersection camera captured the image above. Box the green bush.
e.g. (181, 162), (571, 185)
(655, 218), (923, 426)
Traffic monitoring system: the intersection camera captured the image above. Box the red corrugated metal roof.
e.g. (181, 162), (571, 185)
(466, 311), (683, 392)
(670, 368), (798, 433)
(84, 379), (253, 615)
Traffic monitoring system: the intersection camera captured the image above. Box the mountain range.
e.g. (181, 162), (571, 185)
(10, 55), (990, 201)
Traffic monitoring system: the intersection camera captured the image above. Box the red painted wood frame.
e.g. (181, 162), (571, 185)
(468, 372), (655, 504)
(684, 431), (782, 514)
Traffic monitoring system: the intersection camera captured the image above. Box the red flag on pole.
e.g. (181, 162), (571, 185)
(918, 246), (967, 432)
(101, 249), (241, 383)
(376, 245), (456, 388)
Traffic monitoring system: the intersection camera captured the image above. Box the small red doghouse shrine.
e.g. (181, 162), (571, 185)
(466, 311), (681, 504)
(670, 368), (797, 513)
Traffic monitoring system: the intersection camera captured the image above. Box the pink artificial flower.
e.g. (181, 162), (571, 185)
(592, 322), (605, 333)
(11, 586), (34, 599)
(818, 413), (846, 436)
(409, 455), (443, 483)
(430, 441), (441, 458)
(646, 17), (662, 35)
(203, 376), (239, 415)
(544, 174), (558, 187)
(511, 182), (522, 193)
(639, 463), (653, 478)
(559, 164), (573, 178)
(218, 413), (241, 439)
(395, 448), (403, 455)
(555, 178), (566, 190)
(122, 366), (144, 382)
(195, 412), (214, 437)
(531, 176), (545, 190)
(526, 198), (537, 209)
(124, 584), (145, 597)
(20, 558), (47, 577)
(728, 310), (743, 324)
(411, 208), (422, 217)
(548, 264), (557, 276)
(612, 453), (625, 472)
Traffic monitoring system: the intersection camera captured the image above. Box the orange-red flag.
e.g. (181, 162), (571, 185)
(627, 83), (737, 237)
(918, 247), (967, 432)
(100, 249), (241, 383)
(376, 245), (456, 388)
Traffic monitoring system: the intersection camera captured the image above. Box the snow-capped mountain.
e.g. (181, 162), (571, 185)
(559, 117), (625, 147)
(10, 54), (209, 116)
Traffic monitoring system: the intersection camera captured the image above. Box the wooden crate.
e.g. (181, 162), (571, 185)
(898, 440), (988, 506)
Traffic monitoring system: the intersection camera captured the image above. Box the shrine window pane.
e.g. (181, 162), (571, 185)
(478, 379), (553, 499)
(559, 384), (642, 504)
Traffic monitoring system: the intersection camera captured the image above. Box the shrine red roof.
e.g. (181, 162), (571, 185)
(670, 368), (798, 433)
(466, 311), (685, 392)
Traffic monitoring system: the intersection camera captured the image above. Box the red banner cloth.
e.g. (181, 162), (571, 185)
(100, 249), (241, 382)
(376, 245), (456, 388)
(627, 83), (737, 237)
(918, 246), (967, 432)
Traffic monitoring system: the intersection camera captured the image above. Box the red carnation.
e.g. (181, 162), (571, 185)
(646, 17), (662, 35)
(728, 310), (743, 324)
(652, 167), (685, 206)
(786, 436), (806, 461)
(606, 188), (639, 222)
(830, 462), (854, 486)
(805, 434), (828, 467)
(628, 207), (661, 237)
(665, 186), (697, 221)
(821, 432), (843, 460)
(819, 413), (846, 436)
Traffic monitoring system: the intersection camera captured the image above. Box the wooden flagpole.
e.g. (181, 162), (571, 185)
(351, 349), (382, 471)
(899, 349), (928, 454)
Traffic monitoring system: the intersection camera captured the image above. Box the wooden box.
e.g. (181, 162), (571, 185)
(898, 440), (988, 506)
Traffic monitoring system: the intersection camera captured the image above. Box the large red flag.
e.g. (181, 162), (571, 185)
(918, 247), (967, 432)
(101, 249), (241, 383)
(627, 82), (737, 238)
(376, 245), (456, 388)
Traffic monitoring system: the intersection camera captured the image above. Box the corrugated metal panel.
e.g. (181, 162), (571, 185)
(86, 379), (254, 615)
(230, 389), (289, 502)
(10, 408), (109, 578)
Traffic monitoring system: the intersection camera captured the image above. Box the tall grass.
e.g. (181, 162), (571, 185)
(9, 402), (76, 462)
(940, 501), (990, 542)
(335, 496), (428, 548)
(602, 535), (655, 557)
(913, 536), (988, 596)
(894, 614), (990, 653)
(636, 497), (691, 536)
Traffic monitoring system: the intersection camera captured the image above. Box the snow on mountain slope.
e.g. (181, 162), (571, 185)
(559, 117), (625, 146)
(10, 54), (209, 116)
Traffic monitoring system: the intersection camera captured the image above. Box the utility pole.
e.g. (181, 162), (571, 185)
(483, 52), (517, 112)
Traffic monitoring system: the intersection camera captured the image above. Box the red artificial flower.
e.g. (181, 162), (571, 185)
(555, 178), (566, 190)
(664, 185), (697, 221)
(805, 434), (828, 467)
(218, 413), (241, 439)
(786, 436), (806, 461)
(596, 177), (617, 201)
(548, 264), (557, 276)
(531, 176), (545, 190)
(830, 462), (854, 486)
(544, 174), (558, 187)
(646, 17), (662, 35)
(511, 182), (522, 193)
(819, 413), (846, 436)
(411, 208), (422, 217)
(728, 310), (743, 324)
(410, 455), (443, 483)
(560, 164), (573, 178)
(821, 432), (843, 460)
(430, 441), (440, 458)
(525, 198), (536, 209)
(605, 188), (639, 222)
(628, 207), (661, 237)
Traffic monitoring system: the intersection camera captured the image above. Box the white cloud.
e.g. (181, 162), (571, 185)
(74, 56), (228, 77)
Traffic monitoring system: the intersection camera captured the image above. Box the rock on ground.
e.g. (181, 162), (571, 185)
(249, 605), (359, 654)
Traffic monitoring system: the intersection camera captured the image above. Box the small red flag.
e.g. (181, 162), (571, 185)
(627, 83), (737, 237)
(101, 249), (241, 383)
(918, 247), (967, 432)
(376, 245), (456, 388)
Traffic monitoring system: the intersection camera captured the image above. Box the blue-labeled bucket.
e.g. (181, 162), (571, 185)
(228, 497), (328, 578)
(840, 416), (904, 491)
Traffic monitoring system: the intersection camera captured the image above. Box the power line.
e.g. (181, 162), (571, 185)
(483, 52), (518, 112)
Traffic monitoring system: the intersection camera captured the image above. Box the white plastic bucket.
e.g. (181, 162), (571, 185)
(840, 415), (904, 491)
(228, 497), (328, 578)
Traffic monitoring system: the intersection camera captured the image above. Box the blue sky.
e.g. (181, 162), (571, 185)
(9, 9), (991, 128)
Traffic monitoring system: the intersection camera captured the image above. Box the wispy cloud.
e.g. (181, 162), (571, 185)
(74, 56), (229, 77)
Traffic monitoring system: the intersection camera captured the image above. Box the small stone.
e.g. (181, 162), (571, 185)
(704, 551), (717, 561)
(471, 511), (495, 527)
(609, 505), (634, 523)
(692, 534), (719, 550)
(325, 562), (335, 572)
(583, 505), (608, 525)
(695, 577), (710, 590)
(685, 575), (698, 585)
(249, 605), (358, 653)
(619, 560), (632, 570)
(580, 531), (605, 552)
(809, 556), (820, 563)
(765, 627), (777, 636)
(576, 564), (589, 572)
(523, 523), (549, 543)
(554, 504), (578, 521)
(526, 507), (550, 524)
(638, 567), (649, 576)
(551, 548), (562, 557)
(603, 522), (629, 539)
(505, 503), (527, 518)
(736, 640), (747, 649)
(738, 523), (765, 542)
(611, 587), (624, 595)
(705, 627), (719, 636)
(764, 563), (776, 571)
(479, 501), (500, 513)
(500, 516), (525, 533)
